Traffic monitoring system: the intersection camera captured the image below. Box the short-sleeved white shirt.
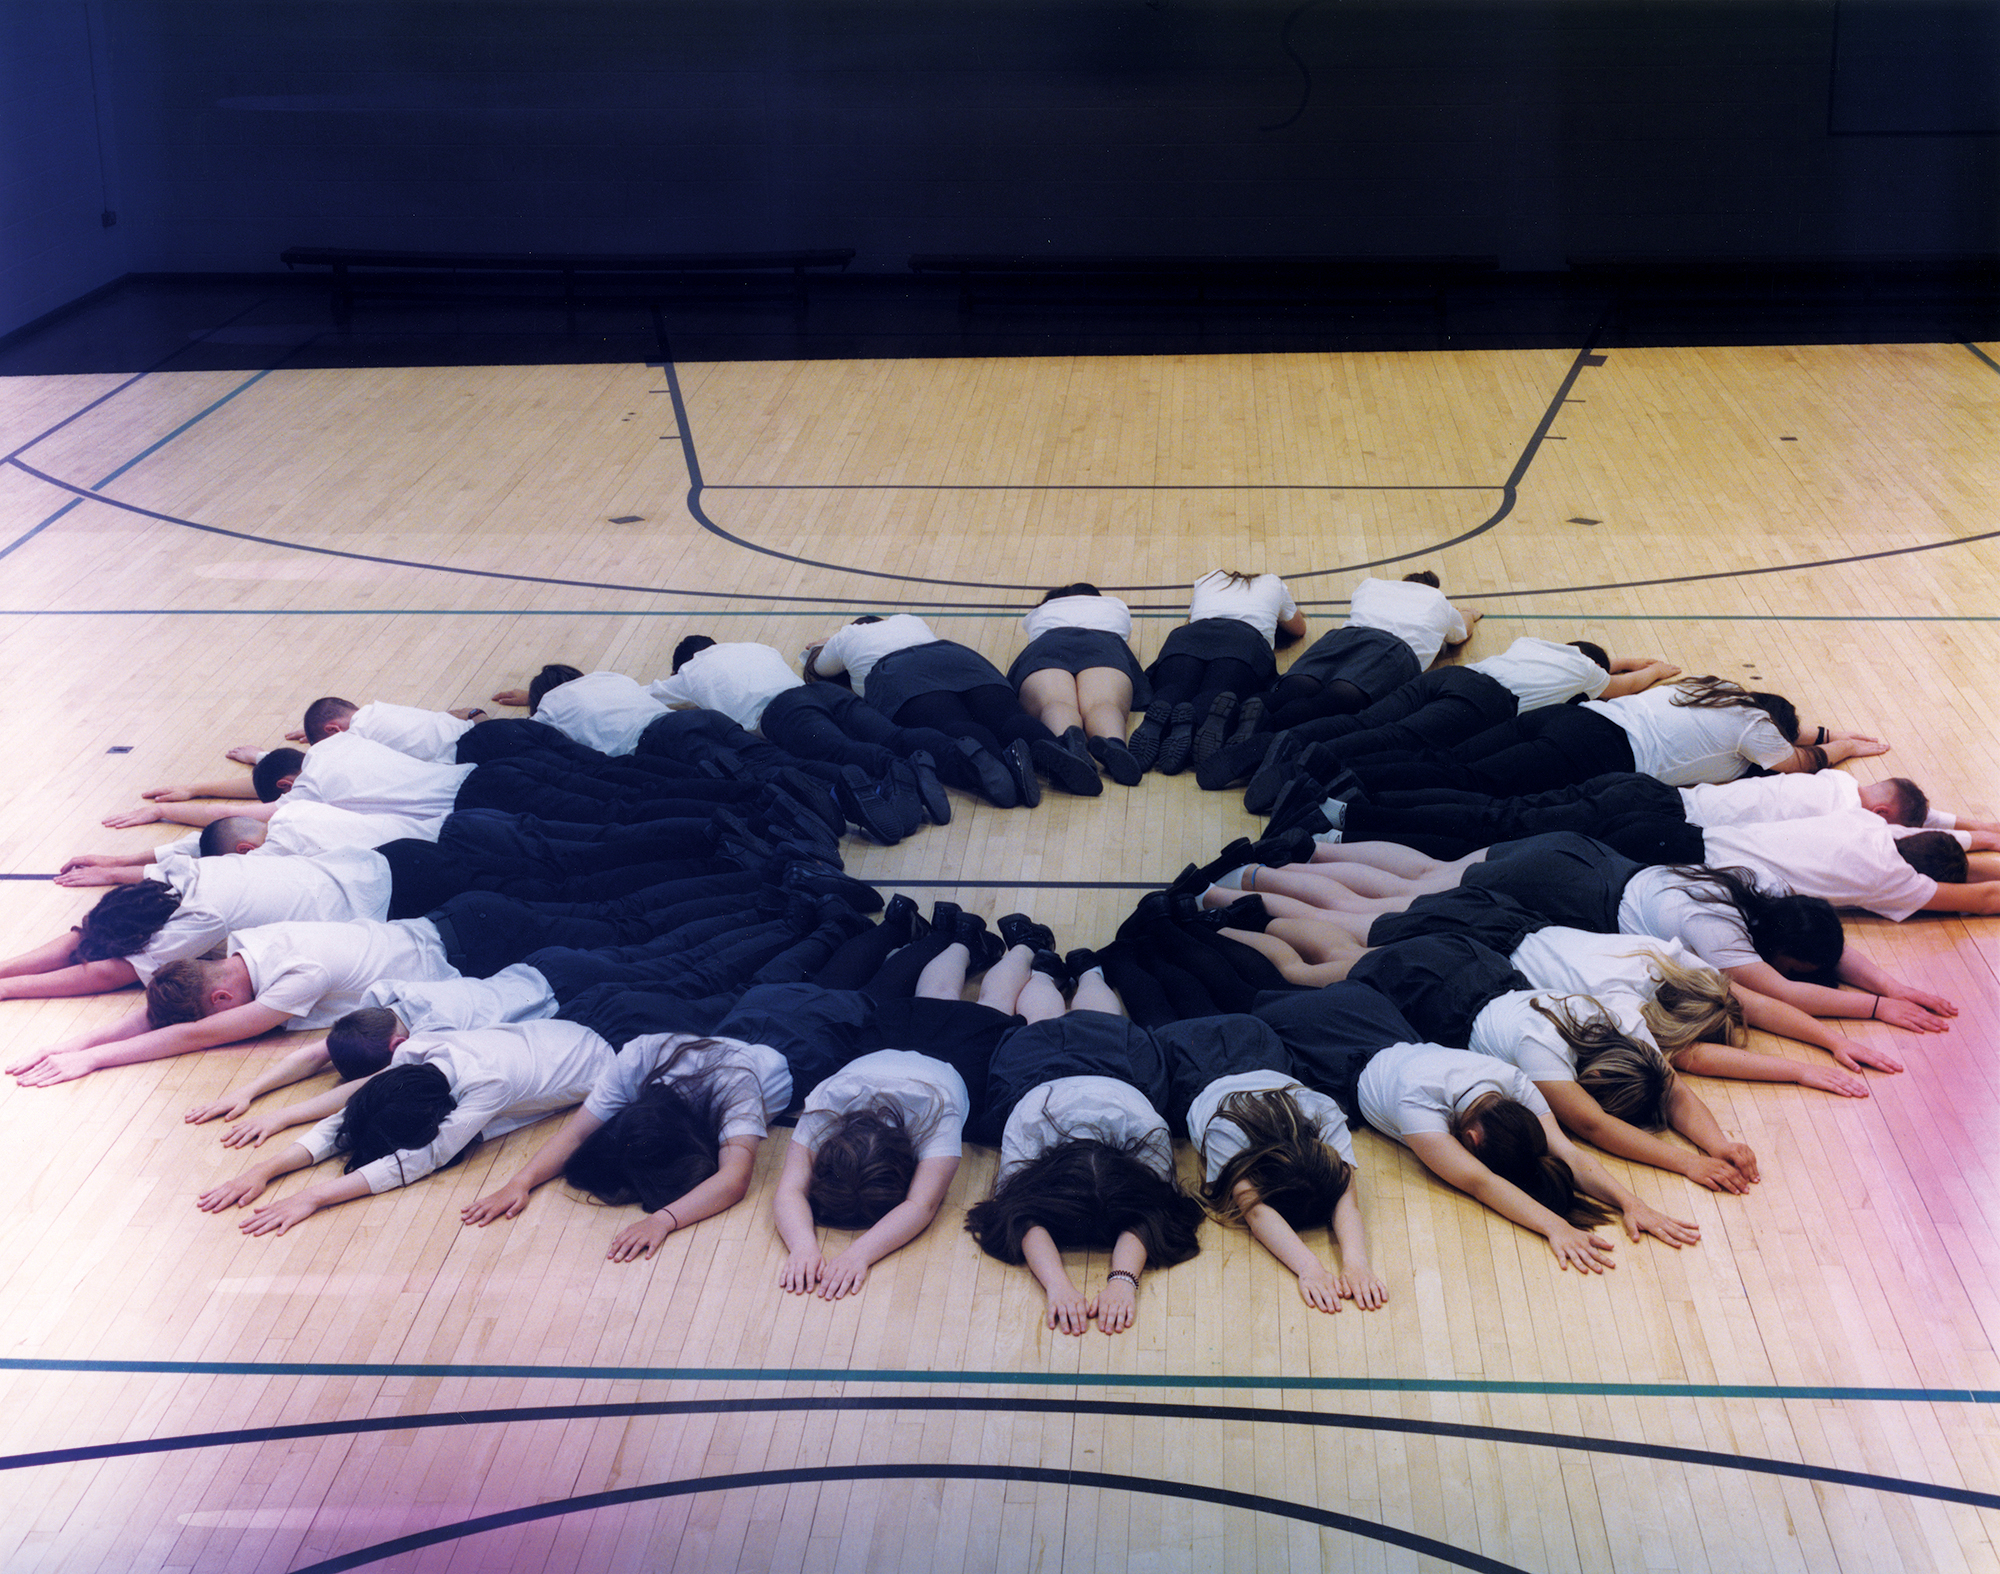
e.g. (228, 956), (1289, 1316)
(809, 615), (938, 693)
(1356, 1043), (1552, 1144)
(230, 918), (457, 1031)
(345, 702), (473, 764)
(1020, 595), (1134, 641)
(1468, 990), (1658, 1082)
(1187, 572), (1297, 645)
(1468, 638), (1609, 712)
(532, 672), (670, 756)
(299, 1020), (615, 1194)
(1678, 771), (1858, 826)
(1345, 577), (1468, 668)
(648, 643), (804, 732)
(131, 845), (395, 983)
(581, 1033), (791, 1142)
(793, 1049), (968, 1160)
(1700, 812), (1937, 921)
(362, 963), (559, 1032)
(290, 733), (473, 820)
(999, 1075), (1173, 1181)
(1507, 925), (1707, 1001)
(1580, 685), (1795, 786)
(1186, 1070), (1355, 1184)
(1614, 868), (1761, 971)
(263, 799), (444, 854)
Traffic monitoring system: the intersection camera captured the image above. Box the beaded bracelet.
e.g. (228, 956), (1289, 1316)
(1106, 1269), (1139, 1287)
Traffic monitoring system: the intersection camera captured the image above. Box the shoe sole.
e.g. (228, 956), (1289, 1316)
(1031, 737), (1104, 796)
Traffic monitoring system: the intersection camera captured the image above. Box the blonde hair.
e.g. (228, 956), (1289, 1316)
(1640, 953), (1746, 1055)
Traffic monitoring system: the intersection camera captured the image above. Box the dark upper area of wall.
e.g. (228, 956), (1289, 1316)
(5, 0), (1997, 361)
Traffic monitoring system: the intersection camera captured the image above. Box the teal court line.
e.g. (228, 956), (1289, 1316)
(2, 1356), (1996, 1404)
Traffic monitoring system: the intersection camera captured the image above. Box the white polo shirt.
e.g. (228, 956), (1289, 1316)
(649, 643), (805, 731)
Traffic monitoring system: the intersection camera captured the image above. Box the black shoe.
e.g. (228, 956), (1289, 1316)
(1116, 890), (1174, 940)
(1195, 731), (1268, 792)
(1265, 772), (1333, 838)
(1087, 733), (1143, 787)
(1126, 699), (1174, 773)
(780, 864), (883, 913)
(1030, 734), (1103, 796)
(1242, 730), (1308, 815)
(1154, 703), (1198, 775)
(1064, 946), (1101, 977)
(1249, 827), (1316, 868)
(1195, 894), (1271, 932)
(835, 766), (908, 845)
(907, 750), (952, 825)
(1190, 693), (1238, 769)
(1166, 860), (1214, 898)
(1030, 948), (1074, 990)
(953, 736), (1017, 808)
(1225, 694), (1267, 747)
(883, 892), (926, 945)
(1193, 838), (1258, 886)
(997, 912), (1056, 952)
(963, 924), (1005, 975)
(884, 760), (928, 838)
(772, 767), (846, 836)
(931, 900), (963, 934)
(1294, 743), (1354, 791)
(1004, 737), (1042, 807)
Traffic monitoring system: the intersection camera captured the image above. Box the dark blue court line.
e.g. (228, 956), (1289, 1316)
(664, 341), (1604, 592)
(1966, 341), (2000, 376)
(4, 1356), (1996, 1404)
(291, 1464), (1526, 1574)
(11, 1394), (1994, 1518)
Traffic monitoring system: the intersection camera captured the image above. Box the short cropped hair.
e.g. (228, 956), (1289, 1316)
(145, 959), (215, 1028)
(1896, 830), (1968, 884)
(672, 635), (717, 673)
(200, 815), (266, 857)
(327, 1007), (403, 1080)
(1883, 777), (1929, 828)
(302, 696), (359, 744)
(1402, 570), (1441, 588)
(1568, 640), (1612, 672)
(250, 748), (305, 802)
(1040, 583), (1101, 603)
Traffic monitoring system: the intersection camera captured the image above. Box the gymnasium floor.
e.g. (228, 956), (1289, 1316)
(2, 286), (1999, 1571)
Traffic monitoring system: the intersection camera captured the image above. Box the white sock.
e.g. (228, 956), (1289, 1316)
(1320, 797), (1348, 828)
(1312, 827), (1344, 845)
(1211, 865), (1247, 890)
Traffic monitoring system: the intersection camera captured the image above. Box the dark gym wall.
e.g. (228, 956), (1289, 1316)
(5, 0), (1998, 339)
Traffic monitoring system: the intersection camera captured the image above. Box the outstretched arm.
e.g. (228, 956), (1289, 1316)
(460, 1104), (606, 1224)
(141, 776), (258, 802)
(185, 1042), (337, 1128)
(1089, 1230), (1147, 1335)
(8, 1001), (290, 1086)
(1538, 1078), (1752, 1194)
(1541, 1115), (1699, 1247)
(104, 800), (277, 830)
(0, 956), (140, 1001)
(1021, 1223), (1093, 1335)
(1328, 1188), (1387, 1308)
(1662, 1079), (1759, 1186)
(1600, 659), (1681, 699)
(1403, 1130), (1618, 1272)
(1725, 960), (1932, 1052)
(1671, 1039), (1869, 1097)
(54, 850), (158, 887)
(1240, 1178), (1385, 1312)
(204, 1063), (363, 1148)
(772, 1141), (825, 1294)
(814, 1155), (960, 1299)
(605, 1137), (759, 1263)
(195, 1140), (319, 1214)
(1771, 733), (1888, 774)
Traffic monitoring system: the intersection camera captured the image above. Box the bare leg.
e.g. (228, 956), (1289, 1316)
(1225, 864), (1418, 908)
(1068, 966), (1125, 1016)
(1203, 885), (1375, 922)
(915, 942), (971, 1001)
(1074, 667), (1135, 740)
(1216, 926), (1357, 987)
(976, 943), (1037, 1013)
(1016, 970), (1069, 1023)
(1019, 670), (1085, 735)
(1264, 918), (1370, 972)
(1306, 841), (1473, 880)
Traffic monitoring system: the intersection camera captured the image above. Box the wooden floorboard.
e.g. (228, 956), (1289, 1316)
(1, 340), (1998, 1571)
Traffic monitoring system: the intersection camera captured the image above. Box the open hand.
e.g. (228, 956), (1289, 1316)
(220, 1113), (291, 1149)
(1547, 1224), (1617, 1273)
(460, 1179), (532, 1226)
(1798, 1063), (1870, 1097)
(1045, 1283), (1091, 1336)
(102, 808), (163, 829)
(779, 1250), (824, 1295)
(185, 1094), (254, 1126)
(1090, 1277), (1136, 1335)
(491, 688), (531, 709)
(197, 1173), (271, 1212)
(1682, 1152), (1753, 1194)
(10, 1049), (102, 1086)
(1337, 1268), (1389, 1310)
(239, 1195), (320, 1236)
(607, 1211), (675, 1262)
(816, 1250), (871, 1300)
(1623, 1201), (1700, 1248)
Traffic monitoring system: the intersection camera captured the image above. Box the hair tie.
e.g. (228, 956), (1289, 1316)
(1106, 1269), (1138, 1287)
(661, 1206), (681, 1232)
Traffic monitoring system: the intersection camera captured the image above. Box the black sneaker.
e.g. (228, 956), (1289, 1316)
(1242, 730), (1307, 815)
(1190, 692), (1238, 769)
(1087, 733), (1143, 786)
(1030, 734), (1103, 796)
(997, 912), (1057, 952)
(906, 750), (952, 825)
(1126, 699), (1174, 773)
(836, 766), (909, 845)
(1004, 737), (1042, 807)
(1154, 703), (1198, 776)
